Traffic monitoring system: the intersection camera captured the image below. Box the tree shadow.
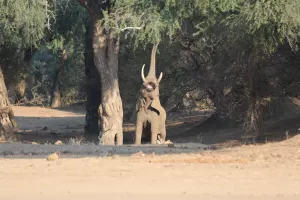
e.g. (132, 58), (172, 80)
(15, 115), (85, 144)
(15, 103), (300, 151)
(5, 107), (300, 158)
(14, 110), (212, 145)
(168, 112), (300, 149)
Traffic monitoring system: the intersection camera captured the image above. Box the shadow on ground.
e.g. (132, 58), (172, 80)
(15, 112), (211, 145)
(8, 104), (300, 157)
(0, 142), (212, 158)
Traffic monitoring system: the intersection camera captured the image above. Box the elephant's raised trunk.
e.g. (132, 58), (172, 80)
(141, 41), (163, 83)
(147, 42), (159, 78)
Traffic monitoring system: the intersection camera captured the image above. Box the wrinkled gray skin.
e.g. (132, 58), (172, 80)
(135, 42), (167, 144)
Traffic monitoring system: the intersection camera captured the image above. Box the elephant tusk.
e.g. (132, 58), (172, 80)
(141, 64), (146, 83)
(157, 72), (163, 83)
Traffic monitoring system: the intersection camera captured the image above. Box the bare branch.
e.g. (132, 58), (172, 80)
(77, 0), (97, 21)
(44, 0), (51, 30)
(121, 26), (143, 31)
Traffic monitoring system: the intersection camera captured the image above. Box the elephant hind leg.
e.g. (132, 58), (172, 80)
(159, 124), (166, 143)
(150, 123), (159, 145)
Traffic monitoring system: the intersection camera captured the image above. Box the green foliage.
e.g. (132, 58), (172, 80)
(53, 1), (88, 105)
(190, 0), (300, 54)
(26, 1), (88, 106)
(207, 0), (300, 53)
(101, 0), (211, 47)
(241, 0), (300, 52)
(0, 0), (53, 49)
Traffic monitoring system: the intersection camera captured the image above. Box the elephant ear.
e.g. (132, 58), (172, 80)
(136, 96), (145, 112)
(150, 98), (161, 114)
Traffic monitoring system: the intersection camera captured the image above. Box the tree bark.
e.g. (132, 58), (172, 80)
(2, 49), (28, 104)
(0, 65), (18, 141)
(51, 49), (67, 108)
(77, 0), (123, 144)
(93, 23), (123, 145)
(84, 22), (101, 135)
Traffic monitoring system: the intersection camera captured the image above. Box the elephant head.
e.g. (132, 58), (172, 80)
(137, 42), (163, 112)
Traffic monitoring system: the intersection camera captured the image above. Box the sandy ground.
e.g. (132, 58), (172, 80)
(1, 139), (300, 200)
(1, 106), (300, 199)
(1, 157), (300, 200)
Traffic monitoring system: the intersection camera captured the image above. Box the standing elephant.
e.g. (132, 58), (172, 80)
(134, 42), (166, 144)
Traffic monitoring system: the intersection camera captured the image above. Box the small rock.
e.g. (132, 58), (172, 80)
(50, 132), (59, 136)
(164, 140), (173, 144)
(0, 137), (6, 143)
(168, 143), (175, 148)
(112, 155), (120, 159)
(132, 151), (145, 157)
(210, 146), (218, 150)
(47, 153), (59, 161)
(54, 140), (63, 145)
(150, 152), (156, 159)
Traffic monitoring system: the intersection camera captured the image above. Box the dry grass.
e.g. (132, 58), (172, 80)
(128, 134), (300, 165)
(131, 152), (248, 164)
(150, 155), (249, 164)
(68, 136), (84, 145)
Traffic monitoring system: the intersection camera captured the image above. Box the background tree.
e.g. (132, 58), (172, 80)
(177, 0), (300, 137)
(0, 0), (52, 139)
(0, 66), (18, 140)
(75, 0), (212, 144)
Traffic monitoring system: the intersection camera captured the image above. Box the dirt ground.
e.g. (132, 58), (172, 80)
(1, 106), (300, 199)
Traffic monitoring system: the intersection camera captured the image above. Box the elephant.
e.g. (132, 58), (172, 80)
(134, 42), (167, 145)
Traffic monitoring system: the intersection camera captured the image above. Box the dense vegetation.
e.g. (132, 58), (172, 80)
(1, 0), (300, 143)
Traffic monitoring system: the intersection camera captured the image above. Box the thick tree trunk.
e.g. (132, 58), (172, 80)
(50, 70), (62, 108)
(3, 49), (27, 104)
(84, 22), (101, 135)
(51, 50), (67, 108)
(93, 23), (123, 145)
(0, 66), (18, 141)
(242, 55), (265, 137)
(0, 48), (36, 104)
(6, 78), (26, 105)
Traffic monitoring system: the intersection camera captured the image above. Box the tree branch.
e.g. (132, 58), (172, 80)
(76, 0), (97, 21)
(121, 26), (143, 31)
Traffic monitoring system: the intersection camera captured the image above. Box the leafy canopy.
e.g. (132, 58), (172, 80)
(242, 0), (300, 52)
(101, 0), (211, 47)
(0, 0), (54, 49)
(102, 0), (300, 52)
(200, 0), (300, 53)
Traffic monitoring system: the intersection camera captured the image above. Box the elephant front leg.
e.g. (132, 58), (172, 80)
(135, 120), (143, 145)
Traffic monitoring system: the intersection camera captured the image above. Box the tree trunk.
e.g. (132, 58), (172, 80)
(84, 22), (101, 135)
(2, 49), (28, 104)
(242, 55), (265, 137)
(50, 70), (62, 108)
(51, 49), (67, 108)
(0, 66), (18, 141)
(93, 23), (123, 145)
